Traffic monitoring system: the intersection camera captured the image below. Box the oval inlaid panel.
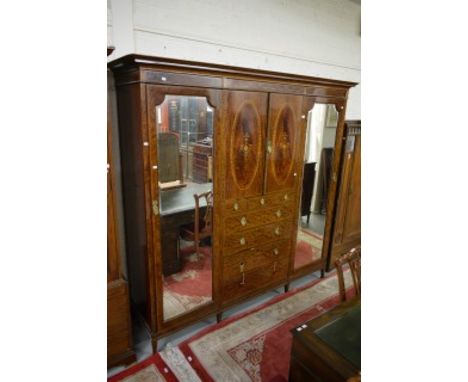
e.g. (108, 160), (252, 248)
(272, 106), (295, 184)
(230, 103), (262, 190)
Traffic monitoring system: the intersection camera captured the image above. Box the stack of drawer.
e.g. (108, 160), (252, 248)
(222, 191), (295, 303)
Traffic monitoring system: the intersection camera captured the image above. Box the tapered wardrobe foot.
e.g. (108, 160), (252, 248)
(284, 283), (289, 293)
(151, 335), (158, 354)
(216, 312), (222, 323)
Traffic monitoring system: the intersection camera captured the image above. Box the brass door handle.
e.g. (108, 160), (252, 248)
(152, 200), (159, 216)
(267, 141), (272, 154)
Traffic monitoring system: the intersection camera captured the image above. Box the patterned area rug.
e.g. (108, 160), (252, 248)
(170, 270), (353, 382)
(108, 270), (353, 382)
(163, 247), (213, 320)
(294, 229), (323, 269)
(107, 353), (178, 382)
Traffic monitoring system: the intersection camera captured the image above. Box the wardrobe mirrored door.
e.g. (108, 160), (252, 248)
(155, 95), (215, 322)
(294, 103), (339, 270)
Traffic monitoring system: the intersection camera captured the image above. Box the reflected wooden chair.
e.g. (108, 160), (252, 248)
(335, 247), (361, 302)
(180, 191), (213, 259)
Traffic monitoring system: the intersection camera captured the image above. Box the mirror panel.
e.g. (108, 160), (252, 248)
(294, 103), (339, 270)
(156, 95), (214, 321)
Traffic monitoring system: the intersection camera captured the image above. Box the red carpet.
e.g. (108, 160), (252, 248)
(163, 246), (213, 320)
(294, 229), (323, 269)
(107, 353), (178, 382)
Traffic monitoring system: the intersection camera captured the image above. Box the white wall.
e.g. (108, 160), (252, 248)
(108, 0), (361, 118)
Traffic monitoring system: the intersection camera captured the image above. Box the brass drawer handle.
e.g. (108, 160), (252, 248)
(276, 210), (282, 218)
(273, 248), (279, 255)
(274, 227), (280, 236)
(283, 194), (289, 201)
(233, 202), (239, 211)
(240, 237), (246, 245)
(240, 263), (245, 285)
(240, 216), (247, 226)
(260, 197), (265, 206)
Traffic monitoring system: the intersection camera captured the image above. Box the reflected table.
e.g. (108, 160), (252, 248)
(160, 182), (212, 276)
(289, 298), (361, 382)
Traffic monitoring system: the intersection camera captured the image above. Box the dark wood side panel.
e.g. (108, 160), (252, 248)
(224, 90), (268, 200)
(115, 84), (148, 310)
(330, 121), (361, 267)
(108, 75), (120, 282)
(107, 280), (135, 367)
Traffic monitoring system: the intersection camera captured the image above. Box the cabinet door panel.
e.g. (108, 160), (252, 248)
(265, 93), (305, 193)
(225, 91), (268, 200)
(146, 85), (221, 326)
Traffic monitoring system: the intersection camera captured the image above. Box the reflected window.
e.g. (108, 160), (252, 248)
(156, 95), (214, 321)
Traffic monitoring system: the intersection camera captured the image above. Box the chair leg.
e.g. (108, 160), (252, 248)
(320, 268), (325, 278)
(216, 312), (222, 323)
(284, 283), (289, 293)
(195, 240), (199, 260)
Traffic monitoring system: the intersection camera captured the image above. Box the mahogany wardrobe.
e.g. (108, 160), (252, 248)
(108, 54), (358, 351)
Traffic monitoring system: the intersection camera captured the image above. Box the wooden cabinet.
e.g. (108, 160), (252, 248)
(109, 55), (357, 351)
(328, 120), (361, 270)
(107, 68), (135, 367)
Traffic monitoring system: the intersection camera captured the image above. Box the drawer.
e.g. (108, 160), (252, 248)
(222, 256), (288, 302)
(246, 192), (294, 211)
(223, 240), (290, 280)
(224, 221), (292, 256)
(224, 206), (292, 233)
(224, 191), (294, 215)
(225, 198), (249, 214)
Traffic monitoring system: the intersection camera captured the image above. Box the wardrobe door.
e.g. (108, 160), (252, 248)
(292, 102), (341, 273)
(265, 93), (305, 194)
(146, 85), (222, 326)
(224, 91), (268, 201)
(329, 121), (361, 268)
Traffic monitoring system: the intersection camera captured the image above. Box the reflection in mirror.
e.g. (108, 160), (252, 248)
(156, 96), (214, 321)
(295, 104), (339, 270)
